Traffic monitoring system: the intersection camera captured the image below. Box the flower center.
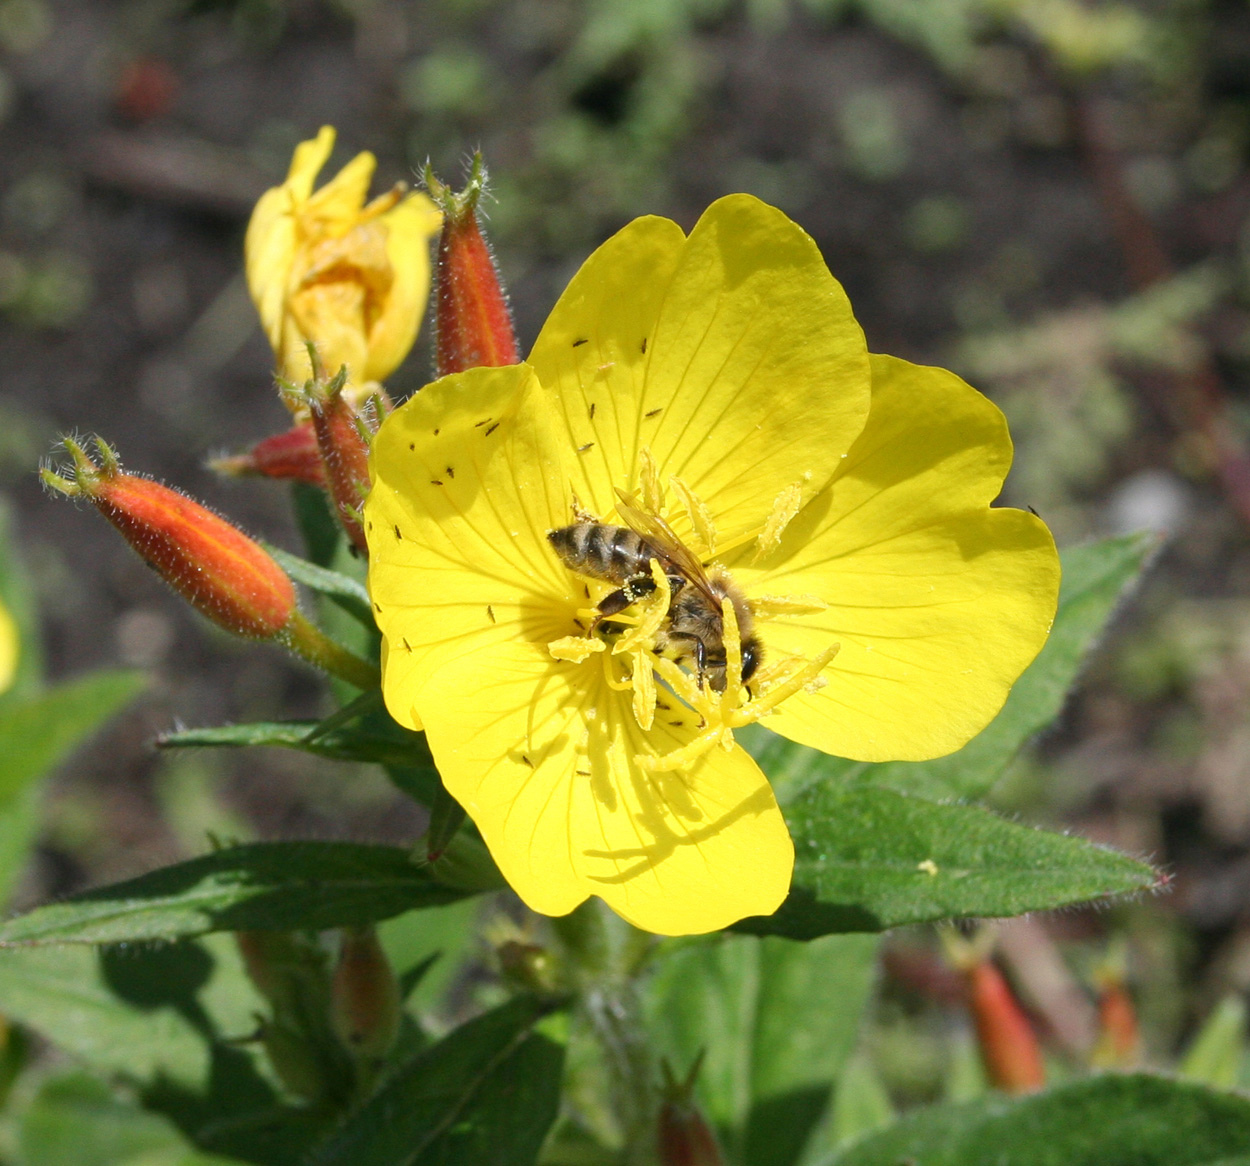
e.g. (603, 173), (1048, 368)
(547, 458), (840, 774)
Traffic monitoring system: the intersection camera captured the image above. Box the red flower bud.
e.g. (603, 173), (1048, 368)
(966, 960), (1045, 1094)
(44, 438), (296, 640)
(289, 363), (375, 553)
(44, 437), (380, 690)
(1091, 955), (1140, 1069)
(657, 1056), (724, 1166)
(331, 926), (401, 1063)
(425, 155), (519, 377)
(209, 422), (326, 487)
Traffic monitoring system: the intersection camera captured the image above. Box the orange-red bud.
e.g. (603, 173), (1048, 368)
(44, 438), (296, 640)
(966, 960), (1045, 1094)
(657, 1056), (723, 1166)
(1093, 982), (1140, 1068)
(210, 422), (326, 487)
(425, 155), (519, 377)
(331, 925), (401, 1063)
(289, 362), (375, 553)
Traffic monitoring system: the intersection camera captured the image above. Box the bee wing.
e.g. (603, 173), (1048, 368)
(613, 489), (721, 605)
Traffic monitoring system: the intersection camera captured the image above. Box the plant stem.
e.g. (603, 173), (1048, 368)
(284, 612), (380, 690)
(553, 902), (659, 1165)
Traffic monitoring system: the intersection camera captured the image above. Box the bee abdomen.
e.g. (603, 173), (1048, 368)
(548, 523), (650, 584)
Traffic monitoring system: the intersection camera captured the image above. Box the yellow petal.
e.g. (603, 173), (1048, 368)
(303, 150), (376, 229)
(741, 354), (1060, 761)
(416, 643), (793, 934)
(244, 127), (337, 365)
(528, 214), (685, 515)
(529, 195), (870, 544)
(284, 125), (336, 202)
(0, 597), (17, 696)
(363, 192), (442, 382)
(365, 362), (576, 731)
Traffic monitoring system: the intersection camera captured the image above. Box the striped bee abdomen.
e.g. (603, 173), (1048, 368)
(547, 523), (656, 585)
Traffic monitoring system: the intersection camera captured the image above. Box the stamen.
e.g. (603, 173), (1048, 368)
(638, 446), (664, 514)
(549, 636), (604, 664)
(614, 561), (670, 656)
(669, 475), (717, 557)
(630, 653), (656, 730)
(600, 650), (634, 692)
(637, 722), (730, 773)
(731, 643), (840, 723)
(719, 596), (744, 713)
(753, 483), (803, 564)
(749, 594), (829, 618)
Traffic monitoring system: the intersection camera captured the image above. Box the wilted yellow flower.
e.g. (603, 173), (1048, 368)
(245, 126), (442, 395)
(0, 596), (17, 696)
(365, 197), (1060, 936)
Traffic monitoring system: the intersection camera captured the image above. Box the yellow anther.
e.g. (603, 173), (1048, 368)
(614, 561), (670, 656)
(719, 596), (744, 714)
(753, 483), (803, 564)
(638, 446), (664, 515)
(651, 655), (713, 720)
(733, 642), (840, 724)
(636, 722), (729, 773)
(630, 651), (656, 730)
(669, 475), (717, 557)
(749, 594), (828, 618)
(548, 636), (604, 664)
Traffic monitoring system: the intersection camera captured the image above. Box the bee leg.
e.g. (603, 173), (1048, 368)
(693, 638), (708, 689)
(595, 574), (657, 620)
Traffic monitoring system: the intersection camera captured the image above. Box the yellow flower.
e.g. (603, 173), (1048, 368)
(0, 596), (17, 696)
(365, 196), (1060, 936)
(245, 126), (442, 394)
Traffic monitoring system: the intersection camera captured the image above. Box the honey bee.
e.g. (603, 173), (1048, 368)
(547, 493), (761, 692)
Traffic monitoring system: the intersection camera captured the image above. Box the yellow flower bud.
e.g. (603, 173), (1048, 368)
(245, 125), (442, 398)
(0, 596), (16, 697)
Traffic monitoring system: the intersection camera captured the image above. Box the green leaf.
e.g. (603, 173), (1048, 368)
(829, 1074), (1250, 1166)
(645, 933), (880, 1166)
(308, 995), (564, 1166)
(157, 713), (433, 771)
(745, 533), (1155, 804)
(0, 947), (210, 1087)
(1180, 995), (1247, 1090)
(0, 670), (144, 908)
(264, 544), (374, 628)
(0, 934), (330, 1164)
(0, 669), (146, 802)
(20, 1072), (199, 1166)
(820, 1052), (894, 1155)
(738, 786), (1156, 939)
(0, 842), (472, 946)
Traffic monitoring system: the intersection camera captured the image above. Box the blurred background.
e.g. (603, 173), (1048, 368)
(3, 0), (1250, 1103)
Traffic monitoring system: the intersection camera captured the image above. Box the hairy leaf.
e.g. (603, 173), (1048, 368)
(0, 670), (145, 804)
(308, 995), (563, 1166)
(264, 544), (374, 628)
(0, 842), (470, 946)
(739, 786), (1156, 939)
(830, 1074), (1250, 1166)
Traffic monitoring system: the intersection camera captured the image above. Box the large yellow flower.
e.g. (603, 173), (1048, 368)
(365, 196), (1060, 936)
(245, 126), (442, 393)
(0, 596), (16, 696)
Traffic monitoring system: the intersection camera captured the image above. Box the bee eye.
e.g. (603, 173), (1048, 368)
(741, 641), (761, 683)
